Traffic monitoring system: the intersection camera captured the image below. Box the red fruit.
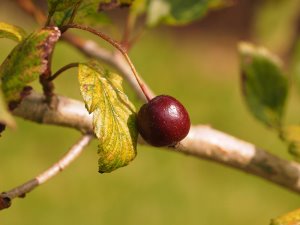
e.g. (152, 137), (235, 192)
(137, 95), (190, 147)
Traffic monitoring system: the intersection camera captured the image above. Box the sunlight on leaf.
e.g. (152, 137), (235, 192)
(0, 22), (26, 43)
(238, 42), (288, 129)
(78, 61), (138, 173)
(270, 208), (300, 225)
(0, 27), (60, 103)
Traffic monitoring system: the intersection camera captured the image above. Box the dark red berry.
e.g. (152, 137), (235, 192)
(137, 95), (190, 147)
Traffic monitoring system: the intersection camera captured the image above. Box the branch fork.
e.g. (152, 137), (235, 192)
(0, 134), (93, 210)
(2, 0), (299, 212)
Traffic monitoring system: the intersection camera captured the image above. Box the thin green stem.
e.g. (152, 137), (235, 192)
(48, 63), (79, 81)
(45, 1), (59, 27)
(121, 13), (137, 50)
(68, 1), (82, 25)
(61, 24), (152, 102)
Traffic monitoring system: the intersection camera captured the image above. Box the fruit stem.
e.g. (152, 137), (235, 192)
(48, 62), (79, 81)
(61, 24), (152, 102)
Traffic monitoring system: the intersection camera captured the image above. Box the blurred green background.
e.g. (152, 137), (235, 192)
(1, 0), (300, 224)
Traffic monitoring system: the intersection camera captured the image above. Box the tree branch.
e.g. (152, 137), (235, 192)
(15, 0), (154, 102)
(16, 0), (46, 25)
(13, 0), (300, 195)
(0, 134), (93, 210)
(11, 92), (300, 194)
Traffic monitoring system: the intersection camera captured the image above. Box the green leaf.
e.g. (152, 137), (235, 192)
(48, 0), (83, 26)
(74, 0), (111, 26)
(48, 0), (82, 12)
(0, 22), (26, 42)
(51, 0), (132, 26)
(52, 8), (77, 26)
(146, 0), (229, 26)
(238, 42), (288, 129)
(78, 61), (138, 173)
(0, 27), (61, 103)
(0, 89), (15, 127)
(270, 208), (300, 225)
(51, 0), (110, 27)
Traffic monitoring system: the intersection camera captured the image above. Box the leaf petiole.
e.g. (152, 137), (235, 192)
(61, 24), (152, 102)
(48, 62), (79, 81)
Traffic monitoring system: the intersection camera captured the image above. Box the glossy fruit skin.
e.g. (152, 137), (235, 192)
(137, 95), (190, 147)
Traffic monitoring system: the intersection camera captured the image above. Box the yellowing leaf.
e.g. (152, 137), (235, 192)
(0, 27), (61, 103)
(0, 22), (26, 42)
(271, 208), (300, 225)
(78, 61), (138, 173)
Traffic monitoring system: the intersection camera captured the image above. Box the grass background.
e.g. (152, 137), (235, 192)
(0, 1), (300, 225)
